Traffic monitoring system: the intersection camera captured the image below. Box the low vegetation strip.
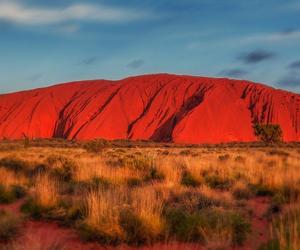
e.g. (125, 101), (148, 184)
(0, 140), (299, 249)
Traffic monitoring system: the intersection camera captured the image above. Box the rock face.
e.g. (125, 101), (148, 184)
(0, 74), (299, 143)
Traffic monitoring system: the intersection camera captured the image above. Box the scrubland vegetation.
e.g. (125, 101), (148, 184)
(0, 139), (300, 249)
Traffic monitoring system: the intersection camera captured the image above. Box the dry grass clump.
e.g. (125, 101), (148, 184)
(80, 185), (165, 245)
(262, 206), (300, 250)
(0, 168), (27, 189)
(74, 158), (138, 184)
(128, 186), (165, 240)
(80, 186), (127, 243)
(156, 158), (182, 187)
(0, 168), (27, 203)
(21, 174), (61, 219)
(33, 174), (60, 209)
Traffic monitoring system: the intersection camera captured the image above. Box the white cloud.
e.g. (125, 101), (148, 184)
(0, 1), (150, 25)
(57, 24), (80, 34)
(185, 29), (300, 51)
(242, 30), (300, 44)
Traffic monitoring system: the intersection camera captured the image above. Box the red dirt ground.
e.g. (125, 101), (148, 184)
(0, 74), (299, 143)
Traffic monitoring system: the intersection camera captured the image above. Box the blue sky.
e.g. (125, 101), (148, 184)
(0, 0), (300, 93)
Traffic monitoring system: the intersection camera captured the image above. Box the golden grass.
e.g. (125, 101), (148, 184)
(33, 174), (60, 209)
(74, 158), (138, 184)
(130, 186), (165, 236)
(1, 143), (300, 248)
(271, 206), (300, 250)
(83, 186), (127, 238)
(0, 168), (27, 189)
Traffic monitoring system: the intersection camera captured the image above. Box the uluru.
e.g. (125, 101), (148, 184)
(0, 73), (299, 143)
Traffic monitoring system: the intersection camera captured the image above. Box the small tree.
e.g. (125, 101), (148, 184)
(253, 123), (283, 143)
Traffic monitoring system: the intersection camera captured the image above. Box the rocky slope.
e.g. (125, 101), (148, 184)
(0, 74), (299, 143)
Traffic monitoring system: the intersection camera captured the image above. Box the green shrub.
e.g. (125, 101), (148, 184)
(164, 208), (250, 245)
(235, 155), (246, 163)
(181, 171), (201, 187)
(45, 155), (77, 181)
(144, 167), (165, 182)
(218, 154), (230, 161)
(266, 209), (300, 250)
(11, 185), (26, 199)
(165, 208), (201, 242)
(231, 213), (251, 245)
(250, 184), (274, 196)
(21, 198), (45, 219)
(232, 185), (253, 200)
(268, 193), (286, 214)
(254, 124), (283, 144)
(131, 154), (156, 171)
(205, 175), (232, 190)
(127, 178), (143, 187)
(167, 191), (222, 214)
(119, 209), (161, 245)
(0, 185), (15, 204)
(0, 210), (22, 241)
(0, 157), (29, 172)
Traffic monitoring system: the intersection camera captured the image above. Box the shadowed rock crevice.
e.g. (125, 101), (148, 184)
(150, 84), (213, 142)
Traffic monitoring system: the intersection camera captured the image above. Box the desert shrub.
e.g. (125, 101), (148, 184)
(234, 155), (246, 163)
(119, 208), (163, 245)
(79, 187), (126, 244)
(126, 177), (143, 187)
(84, 139), (111, 153)
(21, 198), (47, 219)
(267, 208), (300, 250)
(65, 204), (84, 223)
(167, 191), (222, 214)
(181, 171), (201, 187)
(204, 174), (232, 190)
(22, 174), (60, 219)
(232, 182), (253, 200)
(29, 163), (48, 177)
(0, 156), (29, 172)
(45, 155), (77, 181)
(254, 124), (283, 144)
(277, 185), (300, 204)
(165, 208), (250, 245)
(130, 154), (156, 171)
(268, 193), (286, 215)
(218, 154), (230, 161)
(249, 184), (274, 197)
(165, 208), (201, 242)
(230, 212), (251, 245)
(143, 167), (165, 182)
(0, 185), (15, 204)
(0, 210), (22, 241)
(0, 185), (25, 204)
